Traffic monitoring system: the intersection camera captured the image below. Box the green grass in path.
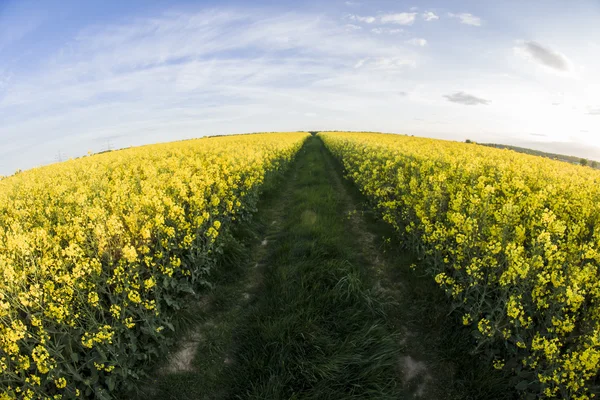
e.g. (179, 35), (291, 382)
(226, 137), (402, 399)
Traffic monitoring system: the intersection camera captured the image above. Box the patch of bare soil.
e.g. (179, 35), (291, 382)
(163, 331), (204, 373)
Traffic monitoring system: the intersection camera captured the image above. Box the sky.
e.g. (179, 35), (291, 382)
(2, 0), (600, 175)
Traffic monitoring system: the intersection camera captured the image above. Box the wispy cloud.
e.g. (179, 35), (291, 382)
(0, 70), (12, 89)
(516, 41), (571, 72)
(406, 38), (427, 46)
(448, 12), (481, 26)
(444, 92), (490, 105)
(0, 1), (45, 52)
(347, 14), (376, 23)
(587, 108), (600, 115)
(380, 13), (417, 25)
(345, 24), (363, 31)
(353, 57), (416, 70)
(348, 12), (419, 26)
(3, 3), (600, 174)
(0, 20), (42, 51)
(422, 11), (439, 22)
(372, 57), (417, 69)
(371, 27), (403, 34)
(354, 59), (367, 68)
(0, 9), (422, 174)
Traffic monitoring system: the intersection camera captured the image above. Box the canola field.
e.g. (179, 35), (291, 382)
(321, 131), (600, 399)
(2, 130), (600, 399)
(0, 133), (308, 399)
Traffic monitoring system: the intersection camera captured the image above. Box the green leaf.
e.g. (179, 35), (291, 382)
(95, 388), (112, 400)
(515, 380), (529, 391)
(178, 282), (195, 294)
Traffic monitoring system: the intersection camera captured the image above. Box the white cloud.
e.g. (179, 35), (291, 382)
(444, 91), (490, 105)
(0, 70), (12, 89)
(347, 14), (376, 23)
(515, 41), (571, 72)
(354, 59), (367, 68)
(352, 57), (416, 70)
(422, 11), (439, 22)
(380, 13), (417, 25)
(371, 27), (403, 34)
(448, 12), (481, 26)
(373, 57), (417, 69)
(406, 38), (427, 46)
(345, 24), (362, 31)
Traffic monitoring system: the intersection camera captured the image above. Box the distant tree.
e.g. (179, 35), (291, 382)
(592, 160), (598, 168)
(580, 158), (588, 166)
(465, 139), (472, 143)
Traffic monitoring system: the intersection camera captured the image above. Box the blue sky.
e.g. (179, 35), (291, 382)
(2, 0), (600, 175)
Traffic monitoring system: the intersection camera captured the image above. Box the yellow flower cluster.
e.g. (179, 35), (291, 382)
(320, 131), (600, 399)
(0, 132), (308, 398)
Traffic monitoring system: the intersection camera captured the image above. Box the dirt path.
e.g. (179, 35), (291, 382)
(132, 137), (511, 400)
(223, 136), (405, 399)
